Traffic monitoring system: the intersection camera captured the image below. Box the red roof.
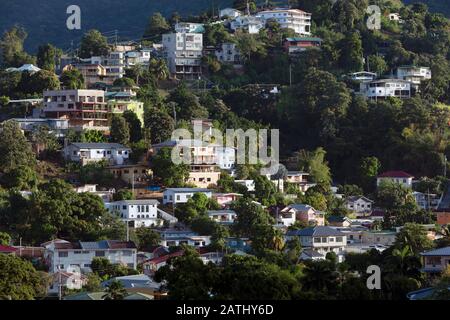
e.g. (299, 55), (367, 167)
(377, 171), (413, 178)
(0, 245), (18, 253)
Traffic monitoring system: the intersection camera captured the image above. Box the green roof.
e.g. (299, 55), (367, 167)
(285, 37), (323, 42)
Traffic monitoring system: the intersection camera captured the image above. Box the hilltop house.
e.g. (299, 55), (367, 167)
(63, 142), (130, 165)
(219, 8), (242, 19)
(377, 171), (414, 188)
(207, 210), (237, 224)
(345, 196), (374, 214)
(395, 65), (431, 90)
(359, 79), (412, 100)
(283, 37), (322, 54)
(42, 239), (137, 273)
(286, 226), (347, 261)
(105, 199), (160, 227)
(280, 204), (325, 226)
(257, 8), (312, 35)
(162, 188), (213, 205)
(420, 247), (450, 273)
(213, 192), (243, 207)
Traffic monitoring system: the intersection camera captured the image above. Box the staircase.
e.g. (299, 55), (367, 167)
(157, 208), (178, 224)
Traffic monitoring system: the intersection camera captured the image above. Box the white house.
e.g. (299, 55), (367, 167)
(281, 204), (325, 226)
(348, 71), (377, 82)
(377, 171), (414, 188)
(74, 184), (115, 202)
(162, 188), (213, 205)
(63, 142), (130, 165)
(230, 15), (264, 34)
(395, 65), (431, 90)
(220, 8), (242, 19)
(162, 32), (203, 79)
(106, 199), (160, 227)
(207, 210), (237, 224)
(360, 79), (412, 100)
(216, 146), (236, 170)
(345, 196), (374, 214)
(235, 179), (256, 192)
(286, 226), (347, 262)
(155, 229), (211, 248)
(215, 43), (241, 65)
(174, 22), (205, 34)
(42, 239), (137, 273)
(257, 8), (312, 35)
(413, 191), (440, 210)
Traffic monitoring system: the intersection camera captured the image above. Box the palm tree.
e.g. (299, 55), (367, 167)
(102, 280), (127, 300)
(131, 63), (145, 85)
(148, 58), (169, 85)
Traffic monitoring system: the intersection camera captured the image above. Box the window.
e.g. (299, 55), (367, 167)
(58, 252), (68, 258)
(95, 251), (105, 257)
(321, 237), (327, 243)
(336, 237), (343, 242)
(84, 264), (91, 268)
(313, 237), (321, 243)
(74, 251), (82, 254)
(177, 195), (180, 201)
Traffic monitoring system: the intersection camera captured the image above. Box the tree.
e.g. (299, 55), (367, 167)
(122, 110), (142, 143)
(367, 55), (388, 76)
(144, 108), (175, 144)
(26, 70), (60, 93)
(135, 227), (161, 251)
(358, 156), (380, 191)
(0, 254), (47, 299)
(301, 260), (339, 296)
(79, 30), (110, 59)
(297, 148), (332, 185)
(231, 198), (273, 237)
(60, 69), (85, 89)
(0, 26), (35, 67)
(376, 180), (414, 211)
(175, 193), (218, 223)
(151, 147), (189, 187)
(1, 165), (39, 190)
(148, 58), (169, 85)
(81, 130), (106, 143)
(143, 13), (171, 41)
(84, 273), (102, 292)
(393, 223), (433, 256)
(102, 280), (128, 300)
(0, 232), (11, 245)
(113, 77), (135, 88)
(168, 83), (208, 120)
(0, 120), (36, 173)
(112, 189), (134, 201)
(339, 31), (364, 72)
(110, 115), (130, 145)
(36, 43), (61, 72)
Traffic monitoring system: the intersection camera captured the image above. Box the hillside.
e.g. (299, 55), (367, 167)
(403, 0), (450, 16)
(0, 0), (231, 52)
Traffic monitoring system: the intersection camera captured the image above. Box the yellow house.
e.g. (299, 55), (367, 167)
(106, 92), (145, 125)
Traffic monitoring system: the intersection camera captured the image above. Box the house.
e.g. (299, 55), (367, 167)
(395, 65), (431, 90)
(143, 251), (184, 275)
(105, 199), (161, 227)
(162, 32), (203, 80)
(108, 163), (150, 184)
(63, 142), (130, 165)
(64, 291), (155, 300)
(361, 230), (397, 246)
(300, 249), (326, 261)
(225, 237), (252, 253)
(215, 43), (241, 65)
(106, 93), (144, 125)
(389, 13), (402, 22)
(43, 89), (109, 131)
(332, 225), (367, 244)
(63, 64), (109, 88)
(284, 171), (315, 193)
(359, 79), (412, 100)
(230, 15), (264, 34)
(124, 48), (152, 67)
(257, 8), (312, 35)
(12, 118), (69, 138)
(396, 224), (438, 241)
(0, 245), (18, 255)
(235, 180), (255, 192)
(281, 204), (325, 226)
(327, 216), (352, 227)
(174, 22), (205, 34)
(286, 226), (347, 261)
(348, 71), (377, 82)
(101, 274), (160, 296)
(420, 247), (450, 273)
(162, 188), (213, 205)
(283, 37), (322, 54)
(219, 8), (242, 19)
(278, 209), (296, 227)
(42, 239), (137, 273)
(83, 50), (126, 83)
(48, 271), (88, 296)
(345, 196), (374, 214)
(413, 191), (439, 210)
(207, 210), (237, 224)
(158, 234), (211, 248)
(74, 184), (115, 202)
(377, 171), (414, 188)
(213, 193), (243, 207)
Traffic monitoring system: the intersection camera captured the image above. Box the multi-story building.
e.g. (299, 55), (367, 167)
(345, 196), (374, 214)
(174, 22), (205, 34)
(215, 43), (241, 64)
(285, 171), (315, 193)
(286, 226), (347, 261)
(257, 8), (312, 35)
(43, 239), (137, 273)
(395, 65), (431, 90)
(106, 199), (161, 227)
(359, 79), (412, 100)
(63, 142), (130, 165)
(162, 188), (212, 205)
(91, 51), (126, 80)
(43, 89), (109, 131)
(12, 118), (69, 138)
(376, 171), (414, 188)
(125, 48), (152, 67)
(106, 92), (144, 125)
(162, 32), (203, 79)
(63, 64), (109, 88)
(230, 15), (264, 34)
(280, 204), (325, 227)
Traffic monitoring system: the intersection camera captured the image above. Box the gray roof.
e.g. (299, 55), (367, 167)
(287, 226), (346, 237)
(207, 210), (236, 215)
(71, 142), (129, 150)
(115, 199), (159, 205)
(302, 249), (324, 258)
(79, 240), (110, 249)
(346, 196), (374, 203)
(164, 188), (212, 193)
(285, 204), (314, 212)
(421, 247), (450, 256)
(102, 274), (160, 290)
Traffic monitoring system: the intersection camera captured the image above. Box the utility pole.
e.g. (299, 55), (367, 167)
(132, 171), (135, 196)
(289, 64), (292, 86)
(126, 220), (130, 242)
(445, 155), (448, 177)
(19, 237), (22, 257)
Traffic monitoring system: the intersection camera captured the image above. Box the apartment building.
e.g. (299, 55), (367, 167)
(63, 142), (130, 165)
(43, 239), (137, 273)
(162, 32), (203, 79)
(215, 43), (241, 64)
(106, 91), (144, 125)
(106, 199), (160, 227)
(258, 8), (312, 35)
(43, 89), (109, 131)
(395, 65), (431, 90)
(360, 79), (412, 100)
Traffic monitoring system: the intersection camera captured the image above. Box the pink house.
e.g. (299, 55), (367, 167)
(213, 193), (243, 207)
(281, 204), (325, 226)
